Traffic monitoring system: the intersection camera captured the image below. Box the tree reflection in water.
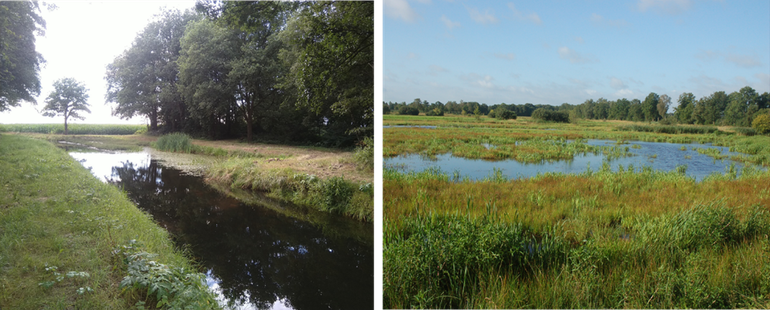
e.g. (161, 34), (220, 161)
(108, 160), (373, 310)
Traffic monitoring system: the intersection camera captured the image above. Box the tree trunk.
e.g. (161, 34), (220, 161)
(64, 118), (68, 135)
(150, 109), (158, 131)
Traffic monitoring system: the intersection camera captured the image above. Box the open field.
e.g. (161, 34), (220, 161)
(383, 114), (770, 308)
(0, 134), (217, 309)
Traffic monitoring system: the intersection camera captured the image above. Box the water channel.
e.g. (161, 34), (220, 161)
(69, 150), (373, 310)
(385, 139), (759, 182)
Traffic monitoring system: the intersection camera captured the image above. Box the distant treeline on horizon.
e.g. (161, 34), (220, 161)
(384, 86), (769, 127)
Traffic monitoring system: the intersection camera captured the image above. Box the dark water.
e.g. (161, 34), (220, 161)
(70, 152), (373, 310)
(385, 139), (759, 182)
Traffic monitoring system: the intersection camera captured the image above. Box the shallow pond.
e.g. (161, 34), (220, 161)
(70, 151), (373, 310)
(385, 139), (757, 182)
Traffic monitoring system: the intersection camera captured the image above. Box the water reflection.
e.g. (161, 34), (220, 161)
(385, 139), (759, 182)
(71, 153), (373, 310)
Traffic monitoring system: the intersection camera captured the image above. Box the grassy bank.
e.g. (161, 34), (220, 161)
(153, 133), (374, 222)
(0, 134), (218, 309)
(383, 167), (770, 308)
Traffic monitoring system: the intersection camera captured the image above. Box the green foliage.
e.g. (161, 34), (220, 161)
(495, 108), (516, 120)
(531, 108), (569, 122)
(106, 9), (199, 131)
(425, 108), (444, 116)
(114, 240), (218, 309)
(398, 106), (420, 115)
(0, 123), (145, 135)
(40, 78), (91, 134)
(752, 114), (770, 134)
(153, 133), (193, 153)
(0, 1), (45, 111)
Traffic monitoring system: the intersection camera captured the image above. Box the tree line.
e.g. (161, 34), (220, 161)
(386, 86), (769, 127)
(0, 1), (372, 147)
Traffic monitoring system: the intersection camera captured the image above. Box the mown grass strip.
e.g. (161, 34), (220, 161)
(0, 134), (218, 309)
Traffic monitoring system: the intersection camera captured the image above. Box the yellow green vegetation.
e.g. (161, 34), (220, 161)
(383, 115), (770, 309)
(384, 114), (770, 166)
(0, 134), (218, 309)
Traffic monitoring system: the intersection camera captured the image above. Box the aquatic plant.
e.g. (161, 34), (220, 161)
(153, 133), (194, 153)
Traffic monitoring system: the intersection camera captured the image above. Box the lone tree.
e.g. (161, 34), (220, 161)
(41, 78), (90, 134)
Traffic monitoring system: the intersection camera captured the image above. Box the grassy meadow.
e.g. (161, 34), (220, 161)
(383, 114), (770, 309)
(0, 134), (218, 309)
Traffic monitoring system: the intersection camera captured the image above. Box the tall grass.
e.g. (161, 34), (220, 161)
(0, 123), (145, 135)
(153, 133), (194, 153)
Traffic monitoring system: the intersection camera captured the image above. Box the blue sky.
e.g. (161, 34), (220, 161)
(384, 0), (770, 109)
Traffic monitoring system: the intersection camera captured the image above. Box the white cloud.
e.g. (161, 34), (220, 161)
(637, 0), (693, 15)
(558, 47), (596, 64)
(467, 7), (498, 24)
(507, 3), (542, 25)
(385, 0), (421, 23)
(585, 89), (598, 96)
(610, 77), (627, 89)
(575, 36), (584, 44)
(440, 15), (461, 30)
(590, 13), (629, 28)
(407, 52), (419, 59)
(494, 53), (516, 60)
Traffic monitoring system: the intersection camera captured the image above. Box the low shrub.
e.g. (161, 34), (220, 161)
(495, 109), (517, 120)
(531, 108), (569, 123)
(752, 114), (770, 134)
(425, 108), (444, 116)
(398, 106), (420, 116)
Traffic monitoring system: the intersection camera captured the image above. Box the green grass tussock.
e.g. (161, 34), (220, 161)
(0, 134), (218, 309)
(153, 133), (263, 158)
(0, 123), (145, 135)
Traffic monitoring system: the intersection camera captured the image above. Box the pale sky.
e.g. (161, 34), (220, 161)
(0, 0), (197, 125)
(384, 0), (770, 108)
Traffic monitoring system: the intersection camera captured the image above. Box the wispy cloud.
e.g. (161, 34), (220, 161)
(590, 13), (629, 28)
(467, 6), (498, 24)
(385, 0), (421, 23)
(428, 65), (448, 76)
(575, 36), (584, 44)
(440, 15), (461, 30)
(507, 3), (542, 25)
(407, 52), (420, 60)
(696, 50), (764, 68)
(610, 77), (627, 89)
(494, 53), (516, 60)
(637, 0), (693, 15)
(558, 47), (597, 64)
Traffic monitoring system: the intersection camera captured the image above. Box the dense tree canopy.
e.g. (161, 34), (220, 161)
(40, 78), (90, 135)
(0, 1), (46, 111)
(106, 10), (198, 131)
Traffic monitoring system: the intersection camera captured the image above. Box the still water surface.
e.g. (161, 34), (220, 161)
(70, 151), (373, 310)
(385, 139), (757, 182)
